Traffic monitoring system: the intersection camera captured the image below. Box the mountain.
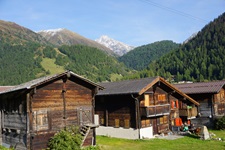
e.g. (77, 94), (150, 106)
(0, 20), (49, 45)
(0, 20), (132, 85)
(37, 29), (115, 56)
(124, 12), (225, 82)
(95, 35), (135, 56)
(119, 40), (180, 70)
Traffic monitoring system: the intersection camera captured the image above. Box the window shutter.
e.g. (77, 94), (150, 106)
(171, 101), (174, 109)
(176, 100), (179, 109)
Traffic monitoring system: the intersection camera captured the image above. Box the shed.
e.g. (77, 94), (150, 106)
(175, 80), (225, 127)
(0, 71), (103, 149)
(95, 77), (199, 139)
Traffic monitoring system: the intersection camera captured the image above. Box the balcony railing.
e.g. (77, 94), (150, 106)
(140, 104), (170, 117)
(179, 107), (198, 119)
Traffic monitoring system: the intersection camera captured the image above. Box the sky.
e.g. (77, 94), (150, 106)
(0, 0), (224, 46)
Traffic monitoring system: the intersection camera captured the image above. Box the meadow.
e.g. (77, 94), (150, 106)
(96, 130), (225, 150)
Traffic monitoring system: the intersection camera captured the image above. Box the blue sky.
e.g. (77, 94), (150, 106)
(0, 0), (224, 46)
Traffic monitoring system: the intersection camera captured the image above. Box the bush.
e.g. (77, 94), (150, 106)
(215, 116), (225, 130)
(0, 145), (14, 150)
(48, 126), (83, 150)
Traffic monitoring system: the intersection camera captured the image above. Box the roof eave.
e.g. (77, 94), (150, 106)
(159, 77), (200, 106)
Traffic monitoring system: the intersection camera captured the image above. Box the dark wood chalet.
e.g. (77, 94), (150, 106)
(0, 71), (103, 150)
(95, 77), (199, 139)
(175, 80), (225, 128)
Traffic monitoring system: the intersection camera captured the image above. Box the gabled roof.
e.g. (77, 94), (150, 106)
(98, 77), (158, 95)
(0, 86), (14, 92)
(174, 80), (225, 94)
(0, 71), (103, 94)
(97, 77), (199, 106)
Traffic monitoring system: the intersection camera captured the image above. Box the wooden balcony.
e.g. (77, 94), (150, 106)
(140, 104), (170, 117)
(179, 107), (198, 119)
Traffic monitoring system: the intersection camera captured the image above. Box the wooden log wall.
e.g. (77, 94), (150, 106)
(214, 89), (225, 116)
(140, 86), (169, 107)
(0, 93), (27, 148)
(30, 78), (95, 150)
(169, 95), (179, 127)
(189, 94), (212, 117)
(153, 86), (169, 105)
(95, 95), (136, 128)
(187, 93), (213, 127)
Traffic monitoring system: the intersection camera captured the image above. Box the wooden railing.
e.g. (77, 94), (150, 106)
(179, 107), (198, 118)
(140, 104), (170, 117)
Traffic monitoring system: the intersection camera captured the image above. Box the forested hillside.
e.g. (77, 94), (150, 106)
(0, 41), (47, 85)
(125, 12), (225, 82)
(0, 40), (131, 85)
(0, 20), (132, 85)
(118, 40), (179, 70)
(55, 45), (131, 82)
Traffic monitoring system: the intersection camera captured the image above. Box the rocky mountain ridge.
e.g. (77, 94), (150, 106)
(95, 35), (135, 56)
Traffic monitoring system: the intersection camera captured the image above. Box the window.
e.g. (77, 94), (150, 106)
(115, 119), (120, 128)
(158, 94), (166, 101)
(124, 119), (130, 128)
(157, 116), (169, 125)
(100, 118), (105, 125)
(144, 94), (150, 106)
(33, 109), (49, 131)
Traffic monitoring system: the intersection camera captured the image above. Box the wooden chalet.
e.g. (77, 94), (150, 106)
(175, 80), (225, 128)
(0, 71), (103, 150)
(95, 77), (199, 139)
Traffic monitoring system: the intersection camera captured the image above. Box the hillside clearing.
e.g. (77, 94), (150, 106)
(40, 58), (65, 75)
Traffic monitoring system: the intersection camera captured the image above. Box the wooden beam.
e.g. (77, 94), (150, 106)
(62, 79), (67, 120)
(105, 100), (108, 126)
(26, 92), (31, 149)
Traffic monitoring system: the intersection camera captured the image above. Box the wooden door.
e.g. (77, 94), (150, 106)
(152, 118), (158, 135)
(78, 106), (93, 125)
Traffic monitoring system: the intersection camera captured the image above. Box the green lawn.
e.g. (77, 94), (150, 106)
(96, 130), (225, 150)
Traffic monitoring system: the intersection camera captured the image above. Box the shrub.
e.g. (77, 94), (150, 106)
(0, 145), (14, 150)
(82, 145), (100, 150)
(215, 116), (225, 130)
(48, 126), (83, 150)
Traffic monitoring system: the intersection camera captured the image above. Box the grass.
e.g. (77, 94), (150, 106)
(110, 73), (123, 81)
(209, 129), (225, 140)
(96, 130), (225, 150)
(40, 58), (65, 75)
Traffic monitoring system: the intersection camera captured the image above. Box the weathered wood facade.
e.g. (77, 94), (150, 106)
(0, 71), (102, 149)
(175, 81), (225, 128)
(95, 77), (199, 139)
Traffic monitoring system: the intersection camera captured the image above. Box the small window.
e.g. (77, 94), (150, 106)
(100, 118), (105, 125)
(124, 119), (130, 128)
(160, 117), (164, 124)
(163, 116), (168, 124)
(144, 94), (150, 106)
(158, 116), (169, 125)
(33, 109), (49, 131)
(158, 94), (166, 101)
(115, 119), (120, 128)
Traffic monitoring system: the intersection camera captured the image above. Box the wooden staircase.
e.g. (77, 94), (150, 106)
(80, 125), (91, 146)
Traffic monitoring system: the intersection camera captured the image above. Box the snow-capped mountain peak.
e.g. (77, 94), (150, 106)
(37, 28), (64, 36)
(95, 35), (135, 56)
